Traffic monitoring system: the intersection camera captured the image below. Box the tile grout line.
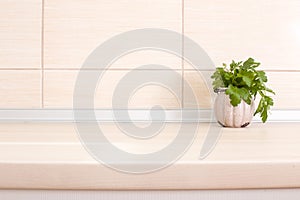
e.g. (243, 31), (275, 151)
(0, 68), (41, 70)
(45, 68), (184, 71)
(181, 0), (185, 109)
(0, 68), (298, 72)
(41, 0), (45, 108)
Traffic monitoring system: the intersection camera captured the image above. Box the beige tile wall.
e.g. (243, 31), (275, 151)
(183, 70), (300, 109)
(44, 70), (181, 108)
(184, 0), (300, 70)
(44, 0), (182, 69)
(0, 0), (42, 109)
(0, 0), (42, 69)
(0, 71), (41, 108)
(0, 0), (299, 109)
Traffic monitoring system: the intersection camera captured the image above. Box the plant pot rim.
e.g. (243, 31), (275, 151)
(214, 87), (228, 93)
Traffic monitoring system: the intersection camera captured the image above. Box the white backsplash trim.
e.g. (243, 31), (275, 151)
(0, 109), (299, 122)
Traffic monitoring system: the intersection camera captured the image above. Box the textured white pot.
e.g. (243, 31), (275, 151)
(214, 88), (255, 128)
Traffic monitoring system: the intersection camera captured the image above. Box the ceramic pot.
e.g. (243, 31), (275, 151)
(214, 88), (255, 128)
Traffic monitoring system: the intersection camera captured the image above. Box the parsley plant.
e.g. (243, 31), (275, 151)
(211, 58), (275, 123)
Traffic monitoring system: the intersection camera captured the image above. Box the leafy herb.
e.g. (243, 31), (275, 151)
(211, 58), (275, 123)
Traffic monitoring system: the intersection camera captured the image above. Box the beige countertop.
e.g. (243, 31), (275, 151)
(0, 122), (300, 190)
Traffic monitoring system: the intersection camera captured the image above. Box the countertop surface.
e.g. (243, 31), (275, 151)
(0, 122), (300, 190)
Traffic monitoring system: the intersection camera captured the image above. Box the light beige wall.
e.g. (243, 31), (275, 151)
(184, 0), (300, 109)
(0, 0), (299, 109)
(0, 0), (42, 108)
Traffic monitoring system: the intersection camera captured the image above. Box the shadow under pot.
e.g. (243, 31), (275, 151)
(214, 88), (255, 128)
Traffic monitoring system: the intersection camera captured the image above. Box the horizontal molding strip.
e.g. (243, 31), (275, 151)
(0, 109), (299, 122)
